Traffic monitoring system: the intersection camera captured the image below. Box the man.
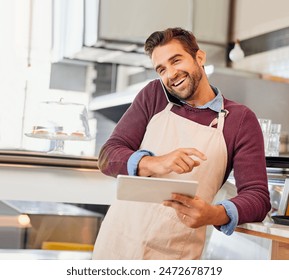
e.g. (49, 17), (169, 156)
(92, 27), (271, 259)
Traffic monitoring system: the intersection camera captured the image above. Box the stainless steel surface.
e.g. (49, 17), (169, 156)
(0, 200), (103, 250)
(0, 149), (98, 169)
(265, 158), (289, 216)
(0, 163), (116, 205)
(3, 200), (99, 216)
(228, 162), (289, 217)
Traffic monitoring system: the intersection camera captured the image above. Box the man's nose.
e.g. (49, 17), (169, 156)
(166, 66), (177, 79)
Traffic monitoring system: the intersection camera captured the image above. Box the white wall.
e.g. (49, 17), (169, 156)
(233, 0), (289, 40)
(99, 0), (230, 44)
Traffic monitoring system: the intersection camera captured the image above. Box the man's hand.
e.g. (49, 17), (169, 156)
(163, 193), (230, 228)
(137, 148), (207, 177)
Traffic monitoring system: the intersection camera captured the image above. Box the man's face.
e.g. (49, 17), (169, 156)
(151, 40), (204, 103)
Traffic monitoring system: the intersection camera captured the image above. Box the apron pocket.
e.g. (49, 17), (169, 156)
(143, 208), (195, 259)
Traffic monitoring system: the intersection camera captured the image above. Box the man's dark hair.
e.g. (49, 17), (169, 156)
(144, 27), (200, 59)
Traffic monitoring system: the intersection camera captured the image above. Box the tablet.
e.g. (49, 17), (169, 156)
(116, 175), (198, 203)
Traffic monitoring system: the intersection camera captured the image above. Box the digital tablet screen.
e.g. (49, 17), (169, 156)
(117, 175), (198, 203)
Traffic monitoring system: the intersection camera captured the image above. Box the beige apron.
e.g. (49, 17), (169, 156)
(93, 103), (228, 259)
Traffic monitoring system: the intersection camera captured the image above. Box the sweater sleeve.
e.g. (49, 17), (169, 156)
(98, 80), (166, 177)
(229, 108), (271, 224)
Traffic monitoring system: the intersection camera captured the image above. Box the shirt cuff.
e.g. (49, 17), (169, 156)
(127, 150), (155, 176)
(215, 200), (239, 236)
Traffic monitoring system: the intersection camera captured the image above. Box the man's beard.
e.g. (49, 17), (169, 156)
(167, 68), (202, 102)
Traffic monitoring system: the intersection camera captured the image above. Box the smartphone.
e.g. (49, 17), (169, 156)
(159, 79), (182, 106)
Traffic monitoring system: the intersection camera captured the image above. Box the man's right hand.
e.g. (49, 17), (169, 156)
(137, 148), (207, 177)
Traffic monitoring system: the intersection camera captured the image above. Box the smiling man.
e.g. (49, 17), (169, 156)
(92, 27), (271, 260)
(153, 40), (207, 106)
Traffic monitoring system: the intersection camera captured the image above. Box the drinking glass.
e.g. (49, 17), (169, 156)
(267, 123), (281, 156)
(258, 118), (272, 155)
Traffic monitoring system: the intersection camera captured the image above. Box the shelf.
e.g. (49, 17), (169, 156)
(0, 149), (98, 169)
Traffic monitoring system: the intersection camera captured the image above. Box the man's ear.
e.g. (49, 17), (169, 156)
(196, 50), (206, 66)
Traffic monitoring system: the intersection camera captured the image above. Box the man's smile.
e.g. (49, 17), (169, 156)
(170, 75), (187, 88)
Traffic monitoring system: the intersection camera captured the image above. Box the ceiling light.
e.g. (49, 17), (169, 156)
(229, 40), (245, 62)
(204, 64), (214, 76)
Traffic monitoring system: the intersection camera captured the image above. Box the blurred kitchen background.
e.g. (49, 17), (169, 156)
(1, 0), (289, 156)
(1, 0), (289, 260)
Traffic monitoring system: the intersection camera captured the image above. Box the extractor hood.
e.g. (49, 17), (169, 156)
(71, 0), (231, 122)
(71, 0), (231, 68)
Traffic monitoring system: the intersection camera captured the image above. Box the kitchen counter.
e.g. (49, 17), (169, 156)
(0, 150), (116, 205)
(1, 150), (289, 259)
(203, 219), (289, 260)
(237, 221), (289, 243)
(236, 220), (289, 259)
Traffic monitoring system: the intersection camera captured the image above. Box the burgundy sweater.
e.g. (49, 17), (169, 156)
(98, 79), (271, 225)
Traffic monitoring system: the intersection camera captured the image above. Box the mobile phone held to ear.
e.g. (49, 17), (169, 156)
(159, 79), (183, 106)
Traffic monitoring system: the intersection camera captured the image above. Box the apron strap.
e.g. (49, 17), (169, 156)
(167, 100), (228, 131)
(165, 103), (174, 112)
(216, 109), (228, 131)
(209, 100), (229, 131)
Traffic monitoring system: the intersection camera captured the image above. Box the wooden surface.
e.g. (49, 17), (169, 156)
(236, 223), (289, 259)
(235, 226), (289, 244)
(271, 241), (289, 260)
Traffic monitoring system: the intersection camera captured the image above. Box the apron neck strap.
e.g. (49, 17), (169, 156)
(209, 101), (229, 131)
(165, 103), (174, 111)
(215, 109), (228, 131)
(167, 101), (228, 131)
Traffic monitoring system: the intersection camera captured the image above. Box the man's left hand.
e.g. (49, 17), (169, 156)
(163, 193), (230, 228)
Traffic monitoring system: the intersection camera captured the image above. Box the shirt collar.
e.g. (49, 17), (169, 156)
(195, 85), (223, 113)
(180, 85), (223, 113)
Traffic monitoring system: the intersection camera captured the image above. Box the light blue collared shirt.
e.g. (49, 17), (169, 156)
(192, 85), (223, 112)
(127, 86), (238, 236)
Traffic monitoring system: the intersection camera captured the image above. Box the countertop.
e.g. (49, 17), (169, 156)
(0, 150), (117, 205)
(236, 220), (289, 244)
